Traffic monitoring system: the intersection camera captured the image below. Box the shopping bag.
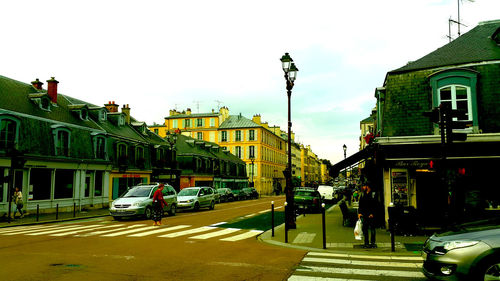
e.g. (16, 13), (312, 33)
(354, 219), (364, 240)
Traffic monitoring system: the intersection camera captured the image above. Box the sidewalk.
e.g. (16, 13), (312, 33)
(0, 207), (110, 228)
(259, 202), (429, 256)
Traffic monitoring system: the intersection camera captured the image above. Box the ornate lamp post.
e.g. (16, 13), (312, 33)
(249, 156), (255, 187)
(166, 131), (178, 186)
(343, 144), (347, 182)
(280, 52), (298, 230)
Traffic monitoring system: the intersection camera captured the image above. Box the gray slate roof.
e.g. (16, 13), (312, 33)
(165, 113), (219, 119)
(391, 20), (500, 74)
(219, 115), (261, 129)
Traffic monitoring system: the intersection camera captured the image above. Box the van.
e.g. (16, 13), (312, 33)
(317, 185), (335, 201)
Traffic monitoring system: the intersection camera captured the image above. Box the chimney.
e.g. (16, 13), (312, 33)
(122, 104), (131, 124)
(186, 108), (192, 115)
(31, 78), (44, 90)
(252, 114), (261, 124)
(46, 77), (59, 103)
(105, 101), (119, 113)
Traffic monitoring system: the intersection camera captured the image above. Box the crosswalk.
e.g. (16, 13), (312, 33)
(288, 251), (425, 281)
(0, 223), (263, 242)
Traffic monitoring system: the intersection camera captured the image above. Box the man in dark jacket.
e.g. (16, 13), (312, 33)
(358, 184), (377, 248)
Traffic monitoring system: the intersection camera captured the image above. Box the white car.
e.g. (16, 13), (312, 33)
(317, 185), (335, 201)
(177, 187), (216, 211)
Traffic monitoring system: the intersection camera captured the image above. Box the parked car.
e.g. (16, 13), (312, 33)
(210, 187), (221, 203)
(242, 187), (259, 199)
(230, 188), (245, 201)
(294, 187), (322, 213)
(317, 185), (335, 201)
(109, 183), (177, 220)
(422, 219), (500, 280)
(177, 187), (216, 211)
(216, 188), (234, 202)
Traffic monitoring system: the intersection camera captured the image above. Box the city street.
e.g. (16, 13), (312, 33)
(0, 196), (307, 281)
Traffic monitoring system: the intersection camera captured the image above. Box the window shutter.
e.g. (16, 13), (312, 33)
(202, 118), (205, 127)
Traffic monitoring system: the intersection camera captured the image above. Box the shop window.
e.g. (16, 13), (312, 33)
(0, 168), (4, 202)
(54, 169), (74, 199)
(85, 172), (92, 197)
(0, 115), (20, 151)
(94, 171), (104, 197)
(29, 168), (51, 200)
(391, 169), (409, 206)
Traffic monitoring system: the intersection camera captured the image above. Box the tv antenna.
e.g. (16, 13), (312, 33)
(215, 100), (223, 110)
(448, 0), (472, 41)
(193, 100), (201, 113)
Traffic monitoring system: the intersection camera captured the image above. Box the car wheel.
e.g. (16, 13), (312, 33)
(209, 200), (215, 210)
(481, 259), (500, 280)
(112, 216), (121, 221)
(194, 202), (200, 211)
(144, 206), (152, 219)
(168, 204), (176, 216)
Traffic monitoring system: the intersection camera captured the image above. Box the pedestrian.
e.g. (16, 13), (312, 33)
(358, 184), (377, 248)
(12, 187), (24, 218)
(152, 184), (168, 226)
(352, 190), (359, 202)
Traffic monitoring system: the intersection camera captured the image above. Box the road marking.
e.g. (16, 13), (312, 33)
(258, 209), (270, 214)
(244, 213), (257, 218)
(307, 252), (423, 261)
(296, 265), (425, 278)
(128, 225), (191, 237)
(293, 232), (316, 244)
(275, 206), (284, 210)
(0, 224), (64, 234)
(49, 224), (124, 236)
(210, 222), (227, 226)
(158, 226), (215, 238)
(76, 224), (145, 237)
(303, 257), (422, 268)
(27, 225), (100, 236)
(101, 226), (158, 237)
(220, 230), (263, 242)
(289, 276), (375, 281)
(189, 228), (241, 239)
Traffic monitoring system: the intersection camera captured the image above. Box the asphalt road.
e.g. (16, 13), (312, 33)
(0, 196), (307, 281)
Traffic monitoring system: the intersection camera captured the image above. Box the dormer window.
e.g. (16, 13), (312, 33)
(52, 125), (71, 157)
(29, 93), (51, 111)
(80, 108), (88, 121)
(118, 115), (125, 126)
(40, 97), (50, 110)
(99, 110), (107, 122)
(92, 133), (107, 159)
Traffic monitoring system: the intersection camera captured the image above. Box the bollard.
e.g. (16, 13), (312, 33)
(284, 201), (288, 243)
(322, 203), (326, 249)
(56, 204), (59, 220)
(36, 204), (39, 222)
(73, 203), (76, 217)
(388, 205), (395, 252)
(271, 201), (275, 237)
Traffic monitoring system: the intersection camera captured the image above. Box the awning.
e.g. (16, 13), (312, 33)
(330, 147), (373, 176)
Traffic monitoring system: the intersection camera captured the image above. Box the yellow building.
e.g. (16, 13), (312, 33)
(300, 144), (322, 187)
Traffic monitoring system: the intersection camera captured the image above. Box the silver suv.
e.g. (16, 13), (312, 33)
(177, 187), (216, 211)
(109, 183), (177, 220)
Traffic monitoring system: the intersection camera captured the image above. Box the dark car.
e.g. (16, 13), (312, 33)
(422, 219), (500, 280)
(242, 187), (259, 199)
(294, 187), (322, 213)
(230, 188), (246, 201)
(216, 188), (234, 202)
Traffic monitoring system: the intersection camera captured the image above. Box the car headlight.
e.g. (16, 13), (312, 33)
(133, 202), (142, 207)
(443, 240), (479, 251)
(186, 199), (194, 203)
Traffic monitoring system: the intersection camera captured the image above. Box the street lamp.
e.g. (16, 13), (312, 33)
(249, 156), (255, 187)
(281, 52), (298, 230)
(166, 131), (178, 186)
(343, 144), (347, 182)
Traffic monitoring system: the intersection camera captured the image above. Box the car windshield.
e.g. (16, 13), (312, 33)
(295, 190), (315, 196)
(122, 186), (152, 198)
(178, 188), (199, 196)
(217, 189), (225, 194)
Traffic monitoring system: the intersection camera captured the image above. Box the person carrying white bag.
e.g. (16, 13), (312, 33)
(354, 218), (363, 240)
(357, 183), (378, 248)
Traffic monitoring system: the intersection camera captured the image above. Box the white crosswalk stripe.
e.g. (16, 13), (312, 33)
(1, 223), (264, 242)
(288, 251), (426, 280)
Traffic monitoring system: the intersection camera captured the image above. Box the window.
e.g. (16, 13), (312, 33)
(40, 97), (50, 110)
(210, 118), (215, 127)
(99, 110), (107, 122)
(136, 146), (145, 167)
(154, 128), (159, 134)
(85, 172), (92, 197)
(117, 143), (127, 162)
(430, 69), (479, 132)
(94, 171), (103, 196)
(249, 146), (255, 158)
(29, 168), (51, 200)
(249, 130), (255, 141)
(197, 118), (203, 127)
(0, 116), (19, 151)
(221, 131), (228, 142)
(93, 135), (106, 159)
(173, 120), (178, 128)
(52, 126), (71, 156)
(118, 115), (125, 126)
(80, 109), (89, 121)
(235, 130), (242, 141)
(197, 132), (203, 140)
(235, 146), (242, 158)
(185, 119), (191, 128)
(54, 169), (74, 199)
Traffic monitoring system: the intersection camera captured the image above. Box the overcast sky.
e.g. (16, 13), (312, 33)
(1, 0), (499, 164)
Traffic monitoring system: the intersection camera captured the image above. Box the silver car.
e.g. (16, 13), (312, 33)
(177, 187), (215, 211)
(109, 183), (177, 220)
(422, 220), (500, 280)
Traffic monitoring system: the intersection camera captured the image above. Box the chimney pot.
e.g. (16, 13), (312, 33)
(46, 77), (59, 103)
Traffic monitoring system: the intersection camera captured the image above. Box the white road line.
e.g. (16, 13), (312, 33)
(244, 213), (256, 218)
(50, 224), (124, 236)
(128, 225), (191, 237)
(220, 230), (263, 242)
(2, 225), (81, 235)
(303, 257), (422, 268)
(76, 224), (145, 237)
(0, 224), (63, 234)
(289, 275), (375, 281)
(101, 226), (158, 237)
(158, 226), (215, 238)
(27, 225), (101, 236)
(210, 222), (227, 226)
(275, 206), (284, 210)
(293, 232), (316, 244)
(189, 228), (241, 240)
(296, 265), (425, 278)
(258, 209), (270, 214)
(307, 252), (423, 261)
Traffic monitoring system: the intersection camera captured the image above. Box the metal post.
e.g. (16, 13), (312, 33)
(73, 202), (76, 217)
(271, 201), (275, 237)
(56, 204), (59, 220)
(322, 203), (326, 249)
(36, 204), (40, 222)
(389, 205), (395, 252)
(284, 202), (288, 243)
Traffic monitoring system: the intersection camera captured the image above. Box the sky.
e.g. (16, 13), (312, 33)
(1, 0), (499, 164)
